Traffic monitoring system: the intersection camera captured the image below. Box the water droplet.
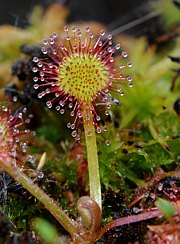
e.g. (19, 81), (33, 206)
(100, 30), (105, 36)
(72, 26), (76, 32)
(108, 47), (113, 53)
(128, 82), (133, 88)
(45, 88), (50, 94)
(25, 119), (30, 124)
(75, 134), (80, 141)
(97, 127), (101, 133)
(60, 109), (65, 114)
(52, 32), (57, 39)
(96, 115), (101, 121)
(33, 57), (39, 63)
(41, 47), (47, 54)
(87, 130), (92, 136)
(31, 131), (36, 136)
(105, 140), (110, 146)
(98, 41), (102, 47)
(38, 171), (44, 179)
(120, 92), (124, 96)
(77, 111), (83, 118)
(34, 84), (39, 89)
(133, 207), (140, 214)
(127, 76), (132, 82)
(38, 93), (42, 98)
(122, 51), (128, 58)
(21, 142), (27, 153)
(32, 67), (38, 73)
(26, 155), (36, 164)
(157, 183), (163, 191)
(60, 101), (64, 106)
(67, 123), (71, 128)
(68, 103), (73, 108)
(40, 71), (44, 77)
(85, 26), (90, 32)
(112, 98), (121, 106)
(13, 96), (18, 102)
(56, 105), (60, 111)
(127, 62), (133, 68)
(18, 113), (22, 119)
(2, 106), (7, 112)
(46, 101), (52, 108)
(49, 39), (54, 45)
(64, 26), (68, 32)
(37, 62), (42, 68)
(71, 123), (75, 130)
(107, 104), (111, 109)
(117, 87), (122, 93)
(103, 126), (107, 132)
(72, 130), (77, 137)
(43, 39), (48, 45)
(70, 111), (75, 117)
(33, 77), (38, 82)
(149, 193), (155, 200)
(119, 64), (124, 70)
(108, 34), (112, 40)
(115, 44), (120, 50)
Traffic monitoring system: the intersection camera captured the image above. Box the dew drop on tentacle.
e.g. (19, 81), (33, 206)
(34, 84), (39, 90)
(96, 127), (101, 134)
(127, 62), (133, 68)
(38, 171), (44, 179)
(75, 134), (80, 141)
(87, 130), (92, 136)
(33, 57), (39, 63)
(32, 67), (38, 73)
(41, 47), (47, 54)
(67, 122), (71, 128)
(33, 77), (38, 82)
(121, 51), (128, 58)
(96, 115), (101, 121)
(100, 30), (105, 36)
(43, 39), (48, 45)
(60, 109), (65, 114)
(46, 101), (52, 108)
(71, 123), (75, 130)
(20, 142), (27, 153)
(115, 44), (121, 50)
(119, 64), (124, 70)
(72, 130), (77, 137)
(105, 140), (110, 146)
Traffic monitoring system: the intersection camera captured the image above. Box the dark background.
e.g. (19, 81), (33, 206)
(0, 0), (158, 37)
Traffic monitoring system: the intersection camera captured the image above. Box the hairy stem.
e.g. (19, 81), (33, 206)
(0, 159), (77, 238)
(83, 119), (101, 209)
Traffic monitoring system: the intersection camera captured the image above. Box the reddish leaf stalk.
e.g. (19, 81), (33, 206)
(98, 209), (162, 240)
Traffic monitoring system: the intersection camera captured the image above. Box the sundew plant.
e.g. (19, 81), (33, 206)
(32, 26), (132, 208)
(0, 0), (179, 243)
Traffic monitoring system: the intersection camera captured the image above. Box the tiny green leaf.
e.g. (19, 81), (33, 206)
(156, 198), (176, 219)
(32, 218), (58, 243)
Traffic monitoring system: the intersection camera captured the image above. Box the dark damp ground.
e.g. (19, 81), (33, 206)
(0, 0), (161, 39)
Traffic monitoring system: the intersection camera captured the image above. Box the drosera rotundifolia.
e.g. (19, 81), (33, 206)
(32, 26), (132, 208)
